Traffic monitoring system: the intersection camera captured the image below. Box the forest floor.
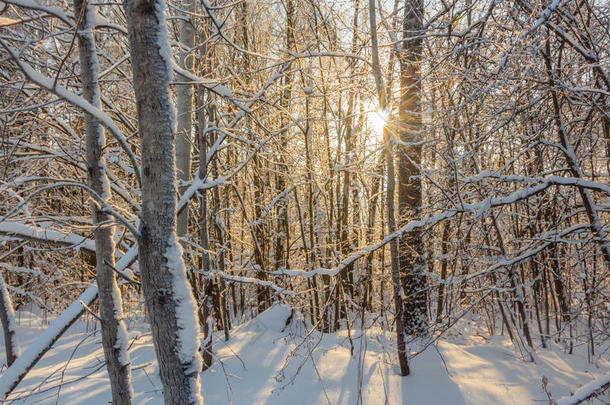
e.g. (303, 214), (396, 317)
(2, 304), (609, 404)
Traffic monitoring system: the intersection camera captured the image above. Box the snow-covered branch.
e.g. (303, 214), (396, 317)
(0, 41), (142, 188)
(555, 372), (610, 405)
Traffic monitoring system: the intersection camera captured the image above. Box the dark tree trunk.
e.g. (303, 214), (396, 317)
(0, 273), (19, 367)
(398, 0), (428, 336)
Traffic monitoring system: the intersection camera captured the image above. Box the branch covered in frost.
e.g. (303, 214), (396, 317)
(1, 0), (72, 25)
(193, 269), (299, 297)
(176, 64), (290, 216)
(0, 40), (142, 188)
(462, 171), (610, 196)
(555, 372), (610, 405)
(0, 222), (96, 253)
(265, 179), (600, 279)
(0, 181), (139, 237)
(0, 245), (138, 399)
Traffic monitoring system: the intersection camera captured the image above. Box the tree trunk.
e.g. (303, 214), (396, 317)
(385, 129), (410, 376)
(74, 0), (133, 401)
(175, 0), (195, 237)
(0, 272), (19, 367)
(123, 0), (203, 402)
(398, 0), (428, 336)
(542, 31), (610, 268)
(369, 0), (409, 376)
(273, 0), (295, 274)
(197, 84), (213, 371)
(436, 222), (450, 324)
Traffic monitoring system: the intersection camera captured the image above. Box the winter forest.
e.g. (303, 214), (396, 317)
(0, 0), (609, 403)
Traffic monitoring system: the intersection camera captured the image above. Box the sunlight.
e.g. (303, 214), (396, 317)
(368, 109), (389, 136)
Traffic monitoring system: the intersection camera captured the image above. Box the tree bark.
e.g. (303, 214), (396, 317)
(385, 128), (410, 376)
(73, 0), (133, 401)
(398, 0), (428, 336)
(123, 0), (203, 402)
(0, 272), (19, 367)
(197, 84), (214, 371)
(175, 0), (195, 237)
(369, 0), (409, 376)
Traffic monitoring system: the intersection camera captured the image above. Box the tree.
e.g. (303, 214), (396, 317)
(0, 272), (19, 367)
(369, 0), (409, 376)
(0, 0), (609, 397)
(122, 0), (203, 402)
(74, 0), (133, 400)
(175, 0), (196, 238)
(398, 0), (428, 337)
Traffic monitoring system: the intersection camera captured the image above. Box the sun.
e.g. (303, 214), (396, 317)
(368, 109), (388, 136)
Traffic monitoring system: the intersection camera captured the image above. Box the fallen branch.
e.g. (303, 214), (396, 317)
(555, 372), (610, 405)
(0, 246), (137, 400)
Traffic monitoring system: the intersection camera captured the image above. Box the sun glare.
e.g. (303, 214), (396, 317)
(369, 109), (389, 136)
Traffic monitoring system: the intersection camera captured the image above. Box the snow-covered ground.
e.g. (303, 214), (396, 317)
(2, 305), (609, 404)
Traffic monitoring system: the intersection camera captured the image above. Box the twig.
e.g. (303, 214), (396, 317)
(79, 301), (101, 322)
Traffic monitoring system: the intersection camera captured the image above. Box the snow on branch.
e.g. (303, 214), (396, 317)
(0, 263), (52, 281)
(427, 223), (590, 286)
(267, 179), (597, 279)
(2, 0), (71, 26)
(172, 62), (249, 113)
(2, 138), (138, 211)
(555, 372), (610, 405)
(462, 171), (610, 196)
(0, 181), (139, 238)
(176, 65), (289, 216)
(0, 41), (142, 188)
(194, 269), (299, 297)
(0, 245), (138, 399)
(248, 184), (298, 226)
(0, 285), (98, 399)
(0, 222), (96, 253)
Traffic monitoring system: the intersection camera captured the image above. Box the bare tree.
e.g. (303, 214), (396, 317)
(175, 0), (196, 237)
(73, 0), (133, 400)
(0, 272), (19, 367)
(369, 0), (409, 376)
(399, 0), (428, 337)
(122, 0), (202, 402)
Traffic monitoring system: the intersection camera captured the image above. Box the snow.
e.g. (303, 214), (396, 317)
(2, 45), (142, 188)
(556, 371), (610, 405)
(2, 305), (608, 404)
(0, 276), (19, 360)
(2, 0), (71, 26)
(0, 286), (98, 399)
(163, 237), (203, 402)
(462, 171), (610, 196)
(0, 244), (138, 399)
(164, 239), (201, 369)
(524, 0), (560, 36)
(0, 222), (96, 253)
